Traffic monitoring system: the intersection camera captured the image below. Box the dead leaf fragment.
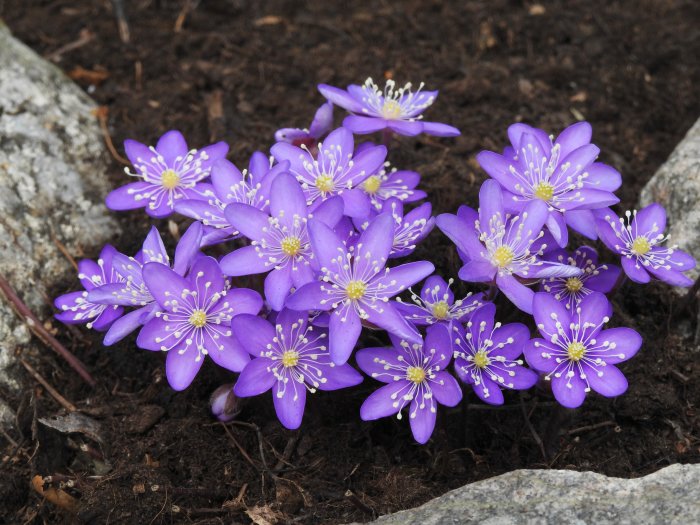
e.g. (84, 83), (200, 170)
(245, 504), (285, 525)
(32, 475), (77, 512)
(254, 15), (283, 27)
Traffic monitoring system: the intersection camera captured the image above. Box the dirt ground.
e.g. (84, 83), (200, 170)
(1, 0), (699, 523)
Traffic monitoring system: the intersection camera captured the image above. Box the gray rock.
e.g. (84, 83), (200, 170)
(640, 118), (700, 285)
(0, 23), (119, 404)
(360, 463), (700, 525)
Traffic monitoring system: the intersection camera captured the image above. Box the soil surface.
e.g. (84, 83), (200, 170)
(1, 1), (699, 523)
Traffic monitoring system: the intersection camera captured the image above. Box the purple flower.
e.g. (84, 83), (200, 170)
(136, 256), (263, 391)
(596, 204), (696, 286)
(87, 222), (203, 345)
(175, 153), (290, 246)
(210, 384), (241, 422)
(220, 173), (344, 311)
(286, 213), (434, 364)
(477, 122), (621, 246)
(452, 303), (537, 405)
(54, 245), (125, 330)
(523, 292), (642, 408)
(361, 165), (426, 212)
(274, 102), (334, 149)
(437, 180), (581, 314)
(356, 325), (462, 444)
(232, 309), (363, 430)
(318, 78), (460, 137)
(395, 275), (483, 328)
(354, 199), (435, 259)
(106, 130), (228, 218)
(271, 127), (387, 218)
(540, 246), (621, 310)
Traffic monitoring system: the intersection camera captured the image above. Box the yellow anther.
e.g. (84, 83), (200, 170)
(281, 236), (302, 256)
(473, 350), (491, 369)
(565, 277), (583, 293)
(631, 236), (650, 256)
(189, 309), (207, 328)
(281, 350), (300, 368)
(533, 181), (555, 201)
(432, 301), (450, 320)
(161, 169), (180, 189)
(315, 174), (334, 194)
(406, 366), (426, 383)
(346, 280), (366, 300)
(363, 175), (382, 195)
(567, 342), (586, 362)
(492, 246), (515, 268)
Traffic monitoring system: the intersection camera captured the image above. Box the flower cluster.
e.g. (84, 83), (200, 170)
(56, 78), (696, 444)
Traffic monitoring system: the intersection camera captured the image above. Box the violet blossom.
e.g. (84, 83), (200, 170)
(395, 275), (483, 329)
(232, 309), (363, 430)
(274, 101), (334, 150)
(360, 164), (426, 212)
(106, 130), (228, 218)
(220, 173), (344, 311)
(356, 324), (462, 444)
(596, 204), (696, 286)
(523, 292), (642, 408)
(540, 246), (621, 310)
(54, 245), (125, 330)
(175, 153), (290, 246)
(318, 78), (460, 137)
(452, 303), (537, 404)
(477, 122), (621, 246)
(271, 127), (387, 218)
(136, 256), (263, 391)
(210, 384), (241, 422)
(285, 213), (434, 364)
(436, 180), (581, 314)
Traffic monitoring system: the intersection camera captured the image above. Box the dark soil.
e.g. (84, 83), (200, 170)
(1, 1), (699, 523)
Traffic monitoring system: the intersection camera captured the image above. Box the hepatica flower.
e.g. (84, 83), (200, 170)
(356, 325), (462, 444)
(175, 153), (289, 246)
(136, 256), (263, 391)
(275, 101), (333, 150)
(361, 164), (426, 212)
(477, 122), (621, 246)
(523, 292), (642, 408)
(271, 127), (386, 218)
(106, 130), (228, 218)
(596, 204), (696, 286)
(232, 309), (363, 430)
(437, 180), (581, 314)
(396, 275), (483, 328)
(452, 303), (537, 404)
(541, 246), (621, 310)
(221, 173), (343, 311)
(286, 213), (434, 364)
(55, 245), (125, 330)
(318, 78), (460, 137)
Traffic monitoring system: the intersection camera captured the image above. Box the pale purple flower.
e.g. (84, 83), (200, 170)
(274, 102), (334, 150)
(220, 173), (344, 311)
(395, 275), (483, 328)
(136, 256), (263, 391)
(477, 122), (621, 246)
(87, 222), (203, 345)
(233, 309), (363, 430)
(318, 78), (460, 137)
(360, 164), (426, 212)
(540, 246), (621, 310)
(285, 213), (434, 364)
(106, 130), (228, 218)
(356, 324), (462, 444)
(54, 245), (125, 330)
(271, 127), (387, 218)
(210, 384), (241, 422)
(596, 204), (696, 286)
(523, 292), (642, 408)
(437, 180), (581, 314)
(452, 303), (537, 405)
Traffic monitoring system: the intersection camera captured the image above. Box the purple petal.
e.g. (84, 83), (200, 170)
(173, 221), (203, 275)
(380, 261), (435, 297)
(472, 375), (505, 405)
(285, 281), (329, 311)
(365, 302), (422, 344)
(270, 142), (312, 176)
(554, 144), (600, 183)
(478, 180), (505, 229)
(220, 245), (268, 277)
(264, 265), (294, 312)
(430, 371), (462, 407)
(476, 151), (519, 194)
(206, 332), (250, 372)
(565, 210), (599, 239)
(124, 139), (154, 166)
(103, 306), (153, 346)
(596, 217), (624, 254)
(466, 302), (496, 337)
(545, 211), (568, 248)
(211, 159), (243, 197)
(633, 203), (666, 237)
(231, 314), (275, 356)
(387, 119), (423, 136)
(228, 288), (263, 317)
(551, 372), (587, 408)
(224, 203), (269, 241)
(270, 173), (308, 224)
(355, 346), (404, 383)
(489, 322), (530, 361)
(532, 292), (570, 338)
(156, 130), (188, 166)
(409, 397), (437, 444)
(576, 292), (612, 336)
(323, 127), (354, 158)
(142, 263), (189, 310)
(343, 115), (388, 134)
(273, 380), (307, 430)
(360, 381), (408, 420)
(135, 317), (169, 351)
(586, 264), (622, 293)
(554, 121), (592, 159)
(436, 211), (483, 261)
(234, 357), (277, 396)
(507, 366), (539, 390)
(496, 274), (535, 314)
(309, 102), (334, 138)
(665, 248), (697, 271)
(318, 84), (365, 113)
(341, 188), (372, 218)
(583, 363), (628, 397)
(312, 196), (344, 227)
(308, 219), (347, 269)
(347, 145), (387, 184)
(568, 189), (619, 211)
(647, 265), (694, 287)
(522, 339), (556, 373)
(105, 182), (151, 211)
(458, 260), (496, 282)
(329, 307), (362, 365)
(421, 121), (460, 137)
(199, 141), (229, 164)
(509, 124), (551, 157)
(586, 163), (622, 192)
(318, 363), (363, 391)
(621, 257), (651, 283)
(596, 327), (642, 364)
(165, 347), (203, 391)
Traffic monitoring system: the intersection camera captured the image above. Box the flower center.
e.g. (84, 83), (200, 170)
(406, 366), (426, 383)
(281, 236), (302, 256)
(492, 246), (515, 268)
(281, 350), (300, 368)
(362, 175), (382, 195)
(189, 309), (207, 328)
(533, 181), (554, 201)
(161, 169), (180, 190)
(473, 350), (491, 369)
(346, 280), (366, 300)
(381, 99), (403, 119)
(631, 236), (651, 256)
(432, 301), (450, 320)
(315, 174), (335, 194)
(565, 277), (584, 293)
(567, 341), (586, 362)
